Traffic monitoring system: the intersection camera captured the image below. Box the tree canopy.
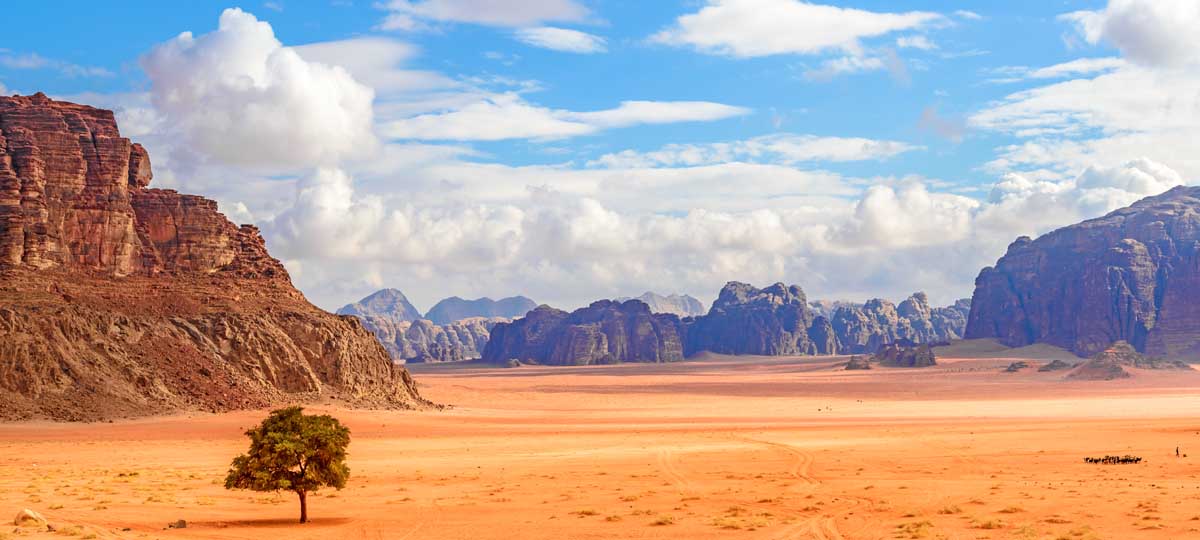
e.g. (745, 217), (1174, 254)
(224, 406), (351, 523)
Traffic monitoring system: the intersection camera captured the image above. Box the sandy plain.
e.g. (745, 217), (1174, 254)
(4, 341), (1200, 540)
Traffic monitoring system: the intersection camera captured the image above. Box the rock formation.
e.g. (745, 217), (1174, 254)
(424, 295), (537, 325)
(830, 293), (969, 354)
(684, 282), (825, 356)
(0, 93), (430, 421)
(873, 342), (937, 368)
(1003, 361), (1030, 372)
(358, 316), (503, 363)
(482, 300), (685, 365)
(1038, 359), (1074, 372)
(844, 356), (871, 370)
(966, 186), (1200, 359)
(337, 289), (422, 324)
(616, 292), (706, 317)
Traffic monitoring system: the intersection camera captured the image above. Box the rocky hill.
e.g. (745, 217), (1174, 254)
(424, 295), (537, 325)
(337, 288), (423, 323)
(615, 292), (705, 317)
(0, 93), (430, 421)
(966, 186), (1200, 359)
(482, 300), (685, 365)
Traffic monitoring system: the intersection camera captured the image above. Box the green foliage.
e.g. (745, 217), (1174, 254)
(224, 407), (351, 522)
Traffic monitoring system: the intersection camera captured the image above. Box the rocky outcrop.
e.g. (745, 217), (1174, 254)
(844, 355), (871, 370)
(1038, 359), (1074, 372)
(424, 295), (537, 325)
(0, 94), (429, 421)
(616, 292), (705, 318)
(482, 300), (685, 365)
(337, 289), (422, 324)
(830, 293), (969, 354)
(359, 316), (503, 363)
(966, 186), (1200, 359)
(807, 316), (838, 355)
(1003, 361), (1031, 372)
(873, 342), (937, 368)
(685, 282), (821, 356)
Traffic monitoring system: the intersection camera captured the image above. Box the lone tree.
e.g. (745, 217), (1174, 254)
(224, 407), (351, 523)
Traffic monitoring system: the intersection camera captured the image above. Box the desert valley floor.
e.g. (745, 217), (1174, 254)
(4, 341), (1200, 540)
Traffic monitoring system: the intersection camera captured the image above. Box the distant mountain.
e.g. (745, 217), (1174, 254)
(337, 289), (422, 324)
(616, 292), (705, 317)
(425, 296), (537, 325)
(359, 316), (507, 363)
(483, 300), (684, 365)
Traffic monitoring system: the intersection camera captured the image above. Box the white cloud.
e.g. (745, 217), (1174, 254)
(515, 27), (606, 53)
(953, 10), (982, 21)
(650, 0), (944, 58)
(293, 37), (456, 93)
(0, 51), (114, 78)
(803, 55), (886, 81)
(379, 0), (589, 30)
(0, 81), (7, 95)
(141, 8), (376, 170)
(260, 154), (1186, 312)
(985, 57), (1125, 83)
(971, 64), (1200, 178)
(588, 134), (920, 168)
(896, 35), (936, 50)
(381, 93), (749, 141)
(1063, 0), (1200, 67)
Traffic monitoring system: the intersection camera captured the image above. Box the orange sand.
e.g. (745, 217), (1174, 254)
(4, 351), (1200, 539)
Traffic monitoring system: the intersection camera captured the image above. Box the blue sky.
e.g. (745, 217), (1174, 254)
(2, 1), (1195, 312)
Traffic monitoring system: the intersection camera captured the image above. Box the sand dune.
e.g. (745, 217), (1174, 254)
(3, 353), (1200, 539)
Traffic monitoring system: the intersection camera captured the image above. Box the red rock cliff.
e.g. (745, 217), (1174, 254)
(0, 94), (431, 420)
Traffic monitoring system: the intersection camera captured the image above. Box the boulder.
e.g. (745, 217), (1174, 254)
(844, 355), (872, 370)
(873, 342), (937, 368)
(13, 508), (47, 528)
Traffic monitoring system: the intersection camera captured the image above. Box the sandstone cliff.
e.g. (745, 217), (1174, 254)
(0, 93), (430, 420)
(424, 295), (537, 325)
(966, 186), (1200, 359)
(830, 293), (969, 354)
(482, 300), (685, 365)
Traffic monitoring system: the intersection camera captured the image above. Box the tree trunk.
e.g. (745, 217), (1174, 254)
(298, 490), (308, 524)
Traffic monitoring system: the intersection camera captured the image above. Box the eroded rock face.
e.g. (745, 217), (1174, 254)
(482, 300), (685, 365)
(616, 292), (706, 318)
(966, 187), (1200, 359)
(685, 282), (820, 356)
(830, 293), (969, 354)
(424, 295), (537, 325)
(0, 94), (429, 421)
(359, 316), (503, 363)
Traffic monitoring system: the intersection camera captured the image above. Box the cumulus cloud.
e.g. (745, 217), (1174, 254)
(141, 8), (377, 170)
(379, 0), (589, 30)
(650, 0), (944, 58)
(381, 93), (749, 141)
(1063, 0), (1200, 67)
(588, 134), (920, 168)
(266, 156), (1187, 312)
(515, 27), (606, 53)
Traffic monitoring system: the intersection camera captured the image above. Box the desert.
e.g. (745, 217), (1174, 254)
(5, 347), (1200, 539)
(7, 2), (1200, 540)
